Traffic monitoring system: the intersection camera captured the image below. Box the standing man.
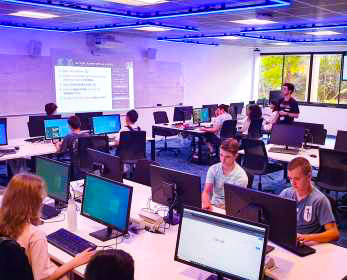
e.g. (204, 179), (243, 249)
(277, 83), (300, 124)
(280, 157), (339, 244)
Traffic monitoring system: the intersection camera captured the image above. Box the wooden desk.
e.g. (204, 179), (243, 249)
(38, 179), (347, 280)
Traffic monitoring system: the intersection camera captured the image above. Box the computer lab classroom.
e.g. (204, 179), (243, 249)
(1, 0), (347, 280)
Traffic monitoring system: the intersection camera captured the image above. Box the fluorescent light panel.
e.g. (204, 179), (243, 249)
(9, 10), (58, 19)
(216, 36), (240, 40)
(134, 26), (171, 31)
(272, 42), (290, 45)
(305, 30), (341, 36)
(231, 19), (277, 25)
(104, 0), (166, 6)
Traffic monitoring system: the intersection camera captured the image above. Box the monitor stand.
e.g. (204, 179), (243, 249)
(163, 183), (180, 225)
(90, 226), (125, 241)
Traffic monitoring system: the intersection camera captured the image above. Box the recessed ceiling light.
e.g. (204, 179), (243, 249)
(134, 26), (171, 32)
(230, 19), (276, 25)
(272, 42), (290, 45)
(104, 0), (166, 6)
(9, 10), (59, 19)
(216, 36), (240, 40)
(305, 30), (341, 36)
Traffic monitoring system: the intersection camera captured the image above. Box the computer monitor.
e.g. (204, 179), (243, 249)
(36, 156), (71, 207)
(81, 174), (133, 241)
(269, 90), (282, 104)
(44, 118), (69, 140)
(150, 165), (201, 225)
(202, 104), (218, 118)
(0, 118), (8, 146)
(28, 115), (62, 137)
(293, 122), (326, 146)
(91, 114), (121, 135)
(175, 206), (269, 280)
(229, 102), (244, 120)
(270, 123), (305, 149)
(173, 106), (193, 122)
(224, 183), (316, 257)
(192, 108), (210, 125)
(75, 112), (103, 131)
(82, 148), (123, 183)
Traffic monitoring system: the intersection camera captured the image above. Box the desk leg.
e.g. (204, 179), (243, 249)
(198, 137), (203, 165)
(150, 140), (156, 161)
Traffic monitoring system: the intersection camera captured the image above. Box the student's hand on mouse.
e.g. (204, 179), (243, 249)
(199, 127), (207, 132)
(202, 200), (212, 210)
(71, 248), (96, 267)
(297, 233), (313, 243)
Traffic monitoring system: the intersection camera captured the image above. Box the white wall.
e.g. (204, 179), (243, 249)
(0, 28), (254, 139)
(260, 44), (347, 135)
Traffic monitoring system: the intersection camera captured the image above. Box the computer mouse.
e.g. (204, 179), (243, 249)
(310, 154), (317, 158)
(15, 146), (19, 150)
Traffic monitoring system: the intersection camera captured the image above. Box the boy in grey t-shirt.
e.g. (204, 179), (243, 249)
(280, 157), (339, 244)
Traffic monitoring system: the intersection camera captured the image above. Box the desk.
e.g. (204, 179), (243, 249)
(39, 179), (347, 280)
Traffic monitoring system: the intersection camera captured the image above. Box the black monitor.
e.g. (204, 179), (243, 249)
(173, 106), (193, 122)
(293, 122), (326, 146)
(270, 123), (305, 149)
(0, 118), (8, 146)
(224, 183), (316, 257)
(91, 114), (121, 135)
(202, 104), (218, 118)
(229, 102), (244, 120)
(75, 112), (103, 131)
(249, 100), (256, 104)
(82, 148), (123, 183)
(28, 115), (62, 137)
(44, 118), (70, 140)
(150, 165), (201, 225)
(81, 174), (133, 241)
(192, 108), (210, 125)
(269, 90), (282, 104)
(36, 157), (71, 217)
(175, 206), (269, 280)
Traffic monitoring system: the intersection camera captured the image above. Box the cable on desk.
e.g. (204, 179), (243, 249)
(44, 213), (66, 224)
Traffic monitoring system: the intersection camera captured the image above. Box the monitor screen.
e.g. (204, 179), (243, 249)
(44, 118), (69, 140)
(81, 175), (132, 238)
(36, 156), (71, 203)
(175, 207), (268, 280)
(75, 112), (103, 131)
(293, 122), (325, 145)
(269, 90), (282, 104)
(0, 118), (8, 146)
(28, 115), (62, 138)
(270, 123), (305, 148)
(173, 106), (193, 122)
(192, 108), (210, 124)
(230, 102), (244, 115)
(202, 104), (218, 118)
(91, 115), (121, 135)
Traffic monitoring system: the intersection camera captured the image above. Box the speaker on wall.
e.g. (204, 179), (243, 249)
(27, 40), (42, 57)
(145, 48), (157, 60)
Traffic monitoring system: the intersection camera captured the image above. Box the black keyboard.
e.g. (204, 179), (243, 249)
(183, 126), (197, 131)
(24, 137), (44, 143)
(41, 204), (61, 220)
(47, 228), (97, 257)
(0, 148), (16, 155)
(268, 147), (299, 155)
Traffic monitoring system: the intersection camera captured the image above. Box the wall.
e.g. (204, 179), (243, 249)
(0, 28), (254, 139)
(260, 44), (347, 135)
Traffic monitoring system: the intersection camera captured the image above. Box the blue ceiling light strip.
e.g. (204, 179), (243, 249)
(158, 38), (219, 46)
(292, 38), (347, 43)
(240, 23), (347, 33)
(1, 0), (291, 20)
(0, 22), (68, 32)
(71, 21), (199, 33)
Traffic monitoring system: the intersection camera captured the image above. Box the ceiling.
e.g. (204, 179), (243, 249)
(1, 0), (347, 46)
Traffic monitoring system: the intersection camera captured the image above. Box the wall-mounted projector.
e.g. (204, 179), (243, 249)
(87, 34), (123, 49)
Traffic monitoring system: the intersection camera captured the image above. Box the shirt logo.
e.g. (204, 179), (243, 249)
(303, 206), (312, 222)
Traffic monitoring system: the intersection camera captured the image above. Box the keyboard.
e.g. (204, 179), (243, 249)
(24, 137), (44, 143)
(0, 148), (16, 157)
(183, 127), (196, 131)
(47, 228), (97, 257)
(268, 147), (299, 155)
(41, 204), (61, 220)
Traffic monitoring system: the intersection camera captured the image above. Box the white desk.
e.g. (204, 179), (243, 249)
(38, 179), (347, 280)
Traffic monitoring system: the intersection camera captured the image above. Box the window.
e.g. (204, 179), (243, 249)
(258, 53), (347, 106)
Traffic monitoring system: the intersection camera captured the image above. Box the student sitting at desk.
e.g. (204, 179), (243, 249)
(0, 174), (95, 280)
(199, 104), (232, 155)
(238, 104), (262, 135)
(263, 100), (279, 131)
(280, 157), (339, 244)
(85, 249), (134, 280)
(44, 103), (58, 116)
(114, 109), (140, 146)
(202, 138), (248, 210)
(55, 115), (88, 154)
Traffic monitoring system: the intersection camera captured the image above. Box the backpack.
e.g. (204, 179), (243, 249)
(0, 236), (34, 280)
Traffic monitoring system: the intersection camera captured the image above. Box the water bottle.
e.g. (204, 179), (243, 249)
(67, 198), (77, 232)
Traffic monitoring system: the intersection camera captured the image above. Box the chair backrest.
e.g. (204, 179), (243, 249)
(132, 159), (160, 186)
(0, 237), (34, 280)
(220, 119), (237, 141)
(119, 131), (146, 162)
(248, 118), (263, 139)
(317, 148), (347, 191)
(242, 138), (268, 173)
(153, 111), (169, 124)
(335, 130), (347, 152)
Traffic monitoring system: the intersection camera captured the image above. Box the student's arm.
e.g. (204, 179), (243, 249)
(279, 111), (299, 118)
(297, 223), (339, 243)
(202, 183), (213, 210)
(270, 111), (279, 124)
(200, 123), (220, 133)
(239, 118), (250, 133)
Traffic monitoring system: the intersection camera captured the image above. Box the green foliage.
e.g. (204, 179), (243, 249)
(258, 55), (283, 98)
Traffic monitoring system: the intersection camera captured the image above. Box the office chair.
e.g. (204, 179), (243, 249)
(247, 118), (264, 139)
(132, 159), (160, 186)
(242, 138), (283, 192)
(153, 111), (180, 156)
(334, 130), (347, 152)
(220, 120), (237, 142)
(316, 148), (347, 203)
